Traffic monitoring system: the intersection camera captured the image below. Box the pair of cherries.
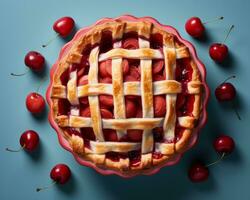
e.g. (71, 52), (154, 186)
(189, 135), (235, 182)
(6, 130), (71, 190)
(12, 17), (76, 115)
(185, 16), (233, 62)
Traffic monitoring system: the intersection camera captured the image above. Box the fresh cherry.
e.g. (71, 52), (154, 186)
(189, 135), (235, 183)
(53, 17), (75, 37)
(42, 16), (75, 48)
(215, 82), (236, 101)
(185, 16), (223, 38)
(36, 164), (71, 192)
(11, 51), (45, 76)
(185, 17), (205, 38)
(209, 25), (234, 62)
(215, 75), (241, 120)
(188, 162), (209, 182)
(209, 44), (228, 62)
(6, 130), (39, 152)
(26, 92), (46, 114)
(214, 135), (235, 154)
(204, 135), (235, 168)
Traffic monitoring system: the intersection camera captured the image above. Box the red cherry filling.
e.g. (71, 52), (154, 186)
(122, 32), (139, 49)
(125, 99), (137, 118)
(153, 95), (166, 117)
(58, 99), (71, 115)
(175, 58), (196, 117)
(175, 127), (185, 142)
(128, 150), (141, 166)
(106, 152), (120, 162)
(150, 33), (163, 49)
(99, 95), (113, 108)
(64, 127), (82, 137)
(153, 127), (163, 142)
(152, 152), (163, 159)
(127, 130), (143, 142)
(57, 33), (197, 165)
(99, 59), (129, 78)
(103, 129), (118, 141)
(100, 31), (113, 53)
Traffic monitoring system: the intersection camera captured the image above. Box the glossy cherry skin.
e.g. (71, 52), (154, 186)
(214, 135), (235, 154)
(26, 92), (46, 114)
(185, 17), (205, 38)
(188, 162), (209, 182)
(19, 130), (39, 151)
(215, 83), (236, 101)
(50, 164), (71, 184)
(24, 51), (45, 71)
(53, 17), (75, 37)
(209, 43), (228, 62)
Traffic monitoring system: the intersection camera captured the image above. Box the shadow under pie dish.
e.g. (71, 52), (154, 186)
(46, 15), (209, 177)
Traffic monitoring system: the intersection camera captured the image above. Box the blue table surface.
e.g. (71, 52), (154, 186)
(1, 0), (250, 199)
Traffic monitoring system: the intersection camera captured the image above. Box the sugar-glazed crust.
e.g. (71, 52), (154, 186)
(49, 19), (203, 174)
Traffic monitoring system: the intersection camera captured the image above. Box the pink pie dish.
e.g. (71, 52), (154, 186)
(46, 15), (210, 178)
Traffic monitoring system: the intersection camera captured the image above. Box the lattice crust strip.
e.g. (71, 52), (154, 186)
(51, 20), (202, 170)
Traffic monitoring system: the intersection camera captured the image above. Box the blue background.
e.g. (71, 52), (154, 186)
(1, 0), (250, 199)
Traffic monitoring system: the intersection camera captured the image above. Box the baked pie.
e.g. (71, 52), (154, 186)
(47, 15), (209, 177)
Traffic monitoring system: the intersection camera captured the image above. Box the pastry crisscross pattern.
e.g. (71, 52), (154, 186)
(51, 20), (202, 171)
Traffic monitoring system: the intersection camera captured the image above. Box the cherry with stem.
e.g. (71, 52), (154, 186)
(209, 25), (235, 62)
(36, 181), (57, 192)
(185, 16), (224, 38)
(36, 164), (71, 192)
(42, 16), (75, 48)
(26, 78), (46, 114)
(188, 135), (235, 182)
(11, 51), (45, 76)
(6, 130), (39, 152)
(215, 75), (241, 120)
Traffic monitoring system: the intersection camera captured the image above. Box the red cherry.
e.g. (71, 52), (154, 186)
(188, 162), (209, 182)
(213, 135), (235, 154)
(26, 92), (46, 114)
(209, 44), (228, 62)
(215, 76), (241, 120)
(25, 51), (45, 71)
(209, 25), (234, 62)
(6, 130), (39, 152)
(185, 16), (224, 38)
(42, 16), (75, 47)
(11, 51), (45, 76)
(50, 164), (71, 184)
(36, 164), (71, 192)
(215, 82), (236, 101)
(185, 17), (205, 38)
(53, 17), (75, 37)
(215, 76), (236, 101)
(127, 130), (143, 142)
(103, 129), (118, 141)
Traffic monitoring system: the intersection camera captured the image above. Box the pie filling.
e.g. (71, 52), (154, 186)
(58, 31), (195, 165)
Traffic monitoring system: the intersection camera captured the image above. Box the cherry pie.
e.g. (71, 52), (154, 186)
(47, 15), (209, 177)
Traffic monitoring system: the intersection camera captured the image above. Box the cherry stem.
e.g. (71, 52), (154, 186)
(222, 75), (236, 84)
(42, 33), (60, 48)
(5, 145), (25, 152)
(10, 69), (29, 77)
(203, 16), (224, 25)
(222, 25), (234, 44)
(36, 78), (47, 93)
(206, 152), (226, 167)
(36, 180), (57, 192)
(232, 101), (241, 120)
